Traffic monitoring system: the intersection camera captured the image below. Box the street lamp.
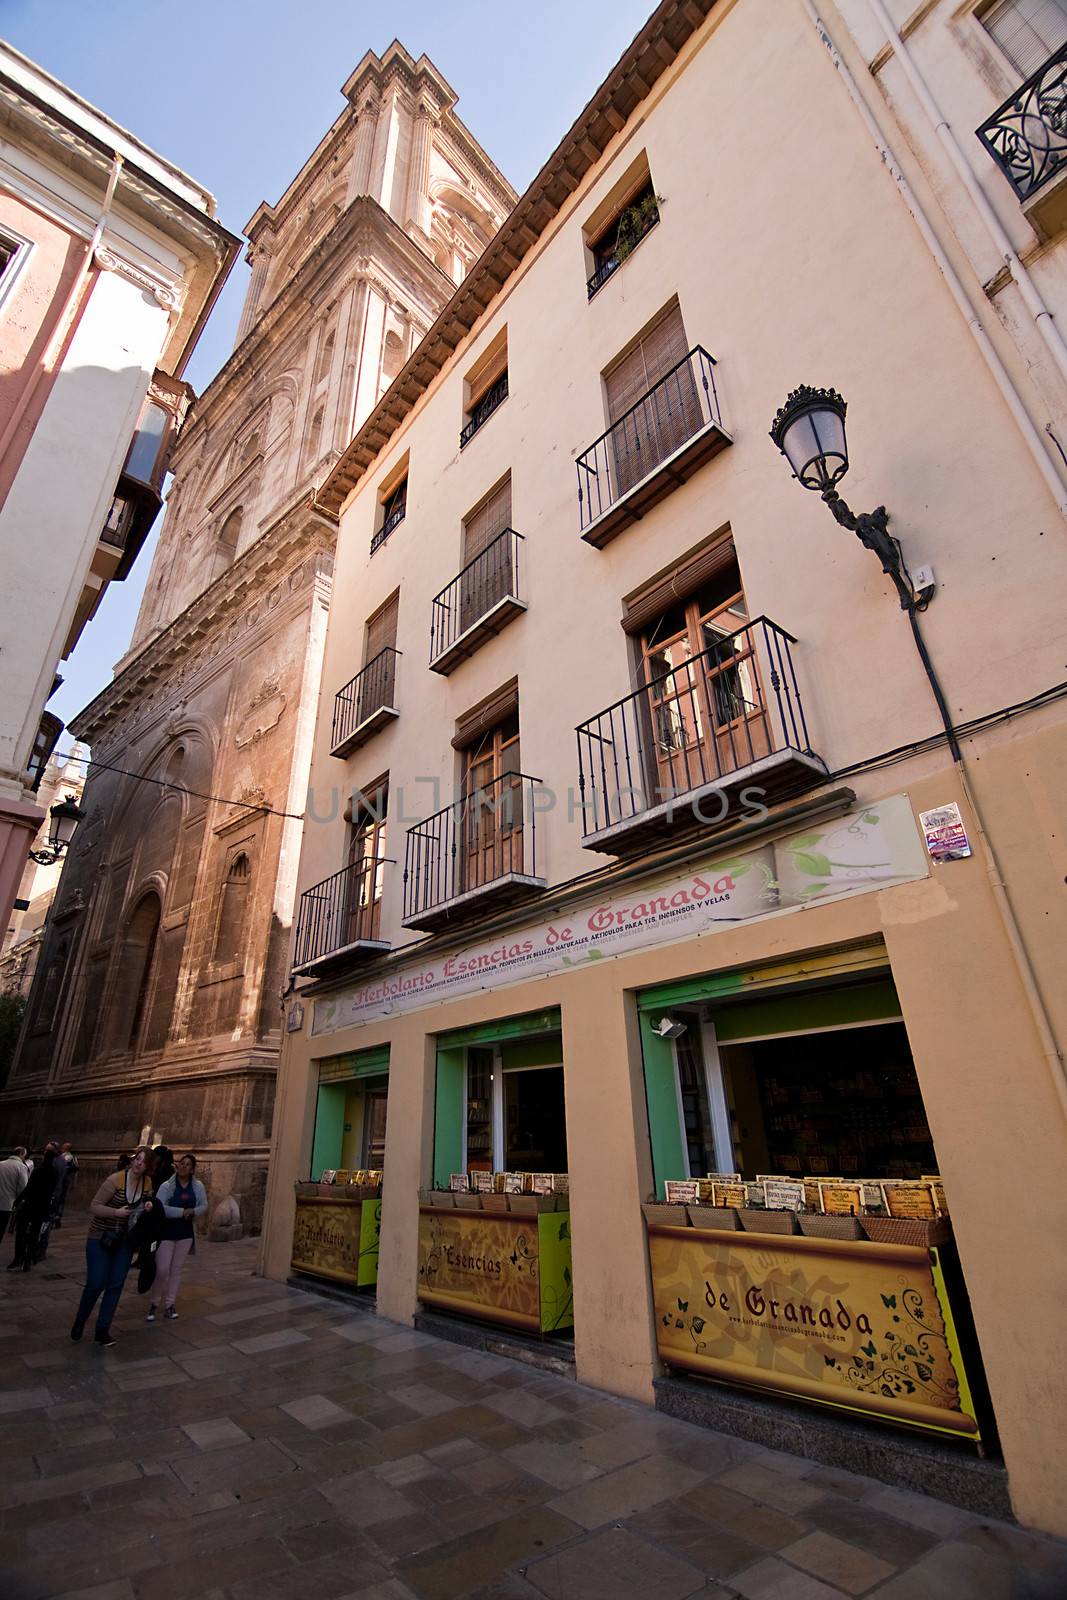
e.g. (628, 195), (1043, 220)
(28, 794), (85, 866)
(770, 385), (959, 760)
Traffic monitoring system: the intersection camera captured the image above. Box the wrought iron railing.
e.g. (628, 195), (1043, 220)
(370, 499), (406, 554)
(429, 528), (524, 663)
(331, 648), (399, 750)
(977, 43), (1067, 202)
(586, 205), (659, 299)
(460, 372), (509, 448)
(575, 617), (812, 836)
(402, 772), (541, 922)
(576, 346), (723, 531)
(292, 855), (391, 970)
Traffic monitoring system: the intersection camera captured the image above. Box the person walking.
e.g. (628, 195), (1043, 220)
(70, 1146), (155, 1348)
(0, 1146), (29, 1248)
(148, 1153), (207, 1323)
(54, 1142), (79, 1227)
(8, 1143), (59, 1270)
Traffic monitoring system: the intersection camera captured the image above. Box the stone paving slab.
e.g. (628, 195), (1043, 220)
(2, 1219), (1066, 1600)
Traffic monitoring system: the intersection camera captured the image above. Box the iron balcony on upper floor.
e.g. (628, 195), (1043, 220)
(330, 648), (400, 758)
(291, 855), (392, 978)
(401, 772), (545, 933)
(576, 346), (730, 549)
(977, 42), (1067, 236)
(575, 617), (826, 854)
(429, 528), (526, 675)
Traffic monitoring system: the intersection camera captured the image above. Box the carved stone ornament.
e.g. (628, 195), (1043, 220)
(94, 247), (180, 309)
(234, 678), (287, 748)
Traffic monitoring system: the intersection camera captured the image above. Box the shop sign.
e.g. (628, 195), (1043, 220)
(647, 1225), (979, 1439)
(291, 1197), (381, 1288)
(918, 802), (971, 862)
(417, 1207), (573, 1333)
(314, 797), (927, 1035)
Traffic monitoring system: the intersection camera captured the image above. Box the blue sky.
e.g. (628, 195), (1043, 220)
(3, 0), (654, 731)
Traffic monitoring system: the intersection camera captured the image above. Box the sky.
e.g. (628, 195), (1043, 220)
(3, 0), (655, 732)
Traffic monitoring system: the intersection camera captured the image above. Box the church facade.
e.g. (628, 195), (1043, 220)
(1, 44), (513, 1228)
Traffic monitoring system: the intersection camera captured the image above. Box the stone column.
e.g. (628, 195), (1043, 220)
(347, 95), (380, 202)
(406, 100), (437, 238)
(233, 249), (270, 350)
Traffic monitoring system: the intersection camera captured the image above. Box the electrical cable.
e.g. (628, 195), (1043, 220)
(42, 748), (306, 822)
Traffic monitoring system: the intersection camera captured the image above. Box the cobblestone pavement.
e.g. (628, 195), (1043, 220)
(2, 1222), (1066, 1600)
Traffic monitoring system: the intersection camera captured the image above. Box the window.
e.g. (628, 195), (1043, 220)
(347, 780), (388, 943)
(358, 593), (399, 721)
(460, 708), (522, 894)
(461, 332), (508, 448)
(587, 175), (660, 298)
(0, 228), (30, 313)
(604, 302), (702, 496)
(631, 541), (770, 794)
(119, 893), (161, 1053)
(213, 852), (251, 965)
(982, 0), (1067, 77)
(372, 457), (409, 552)
(213, 508), (242, 581)
(460, 478), (513, 633)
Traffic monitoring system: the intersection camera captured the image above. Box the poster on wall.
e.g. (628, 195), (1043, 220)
(647, 1224), (979, 1440)
(313, 796), (928, 1035)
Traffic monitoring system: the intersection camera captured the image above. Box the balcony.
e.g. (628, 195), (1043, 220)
(291, 857), (392, 978)
(460, 372), (509, 448)
(330, 649), (400, 758)
(977, 44), (1067, 237)
(575, 617), (826, 854)
(576, 346), (731, 548)
(402, 772), (546, 933)
(429, 528), (526, 675)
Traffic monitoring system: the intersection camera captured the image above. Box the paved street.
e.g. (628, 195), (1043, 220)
(2, 1222), (1066, 1600)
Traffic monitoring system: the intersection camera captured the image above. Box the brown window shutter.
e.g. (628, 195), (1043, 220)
(453, 677), (519, 749)
(463, 478), (512, 564)
(365, 592), (399, 661)
(605, 303), (688, 424)
(622, 534), (738, 635)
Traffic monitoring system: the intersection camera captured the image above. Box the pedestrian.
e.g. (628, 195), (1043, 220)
(148, 1153), (207, 1323)
(70, 1146), (155, 1348)
(7, 1143), (59, 1270)
(36, 1142), (68, 1260)
(54, 1142), (79, 1227)
(0, 1146), (29, 1248)
(151, 1144), (175, 1191)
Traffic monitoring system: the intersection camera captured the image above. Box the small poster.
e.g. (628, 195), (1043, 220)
(471, 1170), (494, 1192)
(743, 1182), (767, 1207)
(449, 1173), (470, 1192)
(552, 1173), (569, 1194)
(919, 802), (972, 863)
(763, 1178), (805, 1211)
(820, 1181), (863, 1216)
(860, 1182), (887, 1212)
(665, 1179), (701, 1206)
(320, 1170), (337, 1185)
(503, 1173), (525, 1193)
(883, 1181), (936, 1219)
(531, 1173), (554, 1195)
(712, 1180), (747, 1208)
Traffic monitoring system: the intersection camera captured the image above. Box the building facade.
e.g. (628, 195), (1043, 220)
(1, 744), (88, 1001)
(0, 43), (238, 935)
(263, 0), (1067, 1539)
(0, 44), (514, 1230)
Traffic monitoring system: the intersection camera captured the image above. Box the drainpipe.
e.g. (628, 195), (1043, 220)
(864, 0), (1067, 388)
(801, 1), (1067, 519)
(0, 153), (124, 487)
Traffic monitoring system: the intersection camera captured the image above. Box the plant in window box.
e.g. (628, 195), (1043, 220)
(613, 192), (665, 263)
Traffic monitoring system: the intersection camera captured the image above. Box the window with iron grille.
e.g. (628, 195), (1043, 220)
(981, 0), (1067, 77)
(461, 334), (508, 448)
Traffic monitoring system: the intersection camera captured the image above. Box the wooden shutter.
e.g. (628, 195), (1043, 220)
(622, 535), (738, 635)
(453, 678), (519, 749)
(463, 478), (512, 564)
(983, 0), (1067, 78)
(365, 592), (398, 661)
(605, 303), (689, 424)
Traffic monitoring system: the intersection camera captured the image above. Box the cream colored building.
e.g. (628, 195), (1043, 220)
(0, 43), (238, 938)
(264, 0), (1067, 1539)
(1, 44), (514, 1230)
(1, 744), (87, 1000)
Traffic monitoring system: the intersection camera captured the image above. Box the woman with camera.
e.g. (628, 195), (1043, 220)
(70, 1145), (154, 1348)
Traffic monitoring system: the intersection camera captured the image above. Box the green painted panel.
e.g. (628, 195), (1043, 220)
(357, 1197), (382, 1288)
(500, 1036), (563, 1070)
(537, 1210), (574, 1331)
(640, 1012), (687, 1200)
(319, 1045), (391, 1080)
(714, 980), (901, 1042)
(310, 1082), (347, 1179)
(437, 1009), (561, 1050)
(433, 1045), (466, 1189)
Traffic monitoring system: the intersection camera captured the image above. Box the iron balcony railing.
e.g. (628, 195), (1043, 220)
(586, 204), (659, 299)
(576, 346), (723, 531)
(292, 855), (391, 971)
(429, 528), (524, 664)
(460, 372), (509, 448)
(403, 771), (541, 923)
(370, 499), (406, 554)
(331, 648), (399, 750)
(977, 42), (1067, 203)
(575, 617), (812, 837)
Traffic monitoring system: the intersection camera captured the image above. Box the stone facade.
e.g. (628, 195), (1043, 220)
(0, 744), (87, 1004)
(0, 43), (514, 1229)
